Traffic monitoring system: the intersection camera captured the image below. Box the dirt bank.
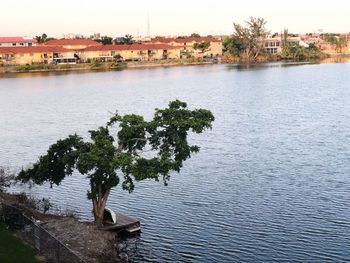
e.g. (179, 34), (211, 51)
(0, 192), (118, 263)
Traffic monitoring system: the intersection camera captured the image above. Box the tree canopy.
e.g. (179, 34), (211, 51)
(124, 34), (135, 45)
(17, 100), (214, 226)
(224, 17), (269, 61)
(35, 33), (55, 43)
(190, 33), (201, 38)
(193, 42), (211, 53)
(95, 36), (113, 45)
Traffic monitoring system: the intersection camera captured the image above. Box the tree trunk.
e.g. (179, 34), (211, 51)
(92, 189), (110, 227)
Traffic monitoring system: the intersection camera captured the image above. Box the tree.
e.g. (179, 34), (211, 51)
(35, 33), (48, 43)
(225, 17), (269, 61)
(281, 28), (289, 46)
(193, 42), (211, 53)
(333, 36), (347, 53)
(96, 36), (113, 45)
(17, 100), (214, 226)
(190, 33), (201, 38)
(35, 33), (55, 43)
(124, 34), (135, 45)
(223, 36), (244, 57)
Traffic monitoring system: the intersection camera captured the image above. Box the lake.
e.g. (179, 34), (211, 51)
(1, 62), (350, 262)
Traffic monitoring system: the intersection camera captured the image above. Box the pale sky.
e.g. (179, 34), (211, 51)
(1, 0), (350, 37)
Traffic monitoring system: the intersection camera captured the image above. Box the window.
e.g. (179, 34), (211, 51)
(12, 43), (16, 46)
(276, 42), (280, 47)
(20, 43), (24, 46)
(271, 42), (276, 47)
(28, 43), (32, 46)
(265, 42), (268, 47)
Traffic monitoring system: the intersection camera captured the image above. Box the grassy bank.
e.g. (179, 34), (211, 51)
(0, 58), (213, 75)
(0, 224), (38, 263)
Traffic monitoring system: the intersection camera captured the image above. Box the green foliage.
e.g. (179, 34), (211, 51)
(0, 167), (14, 192)
(124, 34), (135, 45)
(18, 135), (86, 186)
(95, 36), (113, 45)
(223, 36), (245, 57)
(14, 63), (52, 72)
(89, 60), (102, 69)
(225, 17), (269, 61)
(190, 33), (201, 38)
(35, 33), (47, 43)
(114, 54), (123, 61)
(35, 33), (55, 44)
(280, 43), (324, 60)
(193, 42), (211, 53)
(17, 101), (214, 224)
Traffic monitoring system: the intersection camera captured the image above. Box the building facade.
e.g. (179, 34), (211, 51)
(0, 37), (37, 47)
(80, 44), (181, 62)
(148, 37), (223, 58)
(0, 46), (76, 65)
(264, 36), (309, 54)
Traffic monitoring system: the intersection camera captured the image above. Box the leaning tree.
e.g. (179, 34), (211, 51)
(17, 100), (214, 226)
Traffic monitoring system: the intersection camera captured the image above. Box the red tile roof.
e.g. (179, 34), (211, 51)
(0, 37), (37, 43)
(0, 46), (72, 54)
(151, 37), (222, 43)
(83, 44), (181, 52)
(42, 39), (102, 47)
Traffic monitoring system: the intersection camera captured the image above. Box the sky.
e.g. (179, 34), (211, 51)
(1, 0), (350, 37)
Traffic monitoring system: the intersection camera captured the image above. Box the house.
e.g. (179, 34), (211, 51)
(0, 37), (37, 47)
(80, 44), (181, 62)
(0, 46), (76, 65)
(148, 37), (223, 58)
(42, 39), (102, 51)
(264, 35), (309, 54)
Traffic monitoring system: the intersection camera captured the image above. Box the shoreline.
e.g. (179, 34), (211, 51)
(0, 60), (215, 75)
(1, 55), (350, 76)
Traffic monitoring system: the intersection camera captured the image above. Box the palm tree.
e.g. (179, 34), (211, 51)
(35, 33), (48, 43)
(124, 34), (134, 45)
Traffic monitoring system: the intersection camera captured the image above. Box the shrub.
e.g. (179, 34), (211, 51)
(0, 167), (14, 192)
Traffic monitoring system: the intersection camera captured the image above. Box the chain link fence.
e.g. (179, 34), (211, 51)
(0, 202), (86, 263)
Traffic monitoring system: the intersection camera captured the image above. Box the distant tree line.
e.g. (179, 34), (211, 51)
(223, 17), (326, 62)
(322, 34), (347, 53)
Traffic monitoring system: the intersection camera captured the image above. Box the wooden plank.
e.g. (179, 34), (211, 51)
(115, 213), (139, 225)
(101, 213), (140, 232)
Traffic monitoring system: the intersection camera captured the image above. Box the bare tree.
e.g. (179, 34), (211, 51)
(233, 17), (269, 61)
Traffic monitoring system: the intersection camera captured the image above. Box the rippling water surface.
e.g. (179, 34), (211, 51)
(1, 63), (350, 262)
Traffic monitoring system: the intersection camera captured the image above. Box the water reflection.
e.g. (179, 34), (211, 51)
(1, 63), (350, 262)
(1, 58), (350, 80)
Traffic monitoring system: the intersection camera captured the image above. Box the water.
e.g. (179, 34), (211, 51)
(1, 62), (350, 262)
